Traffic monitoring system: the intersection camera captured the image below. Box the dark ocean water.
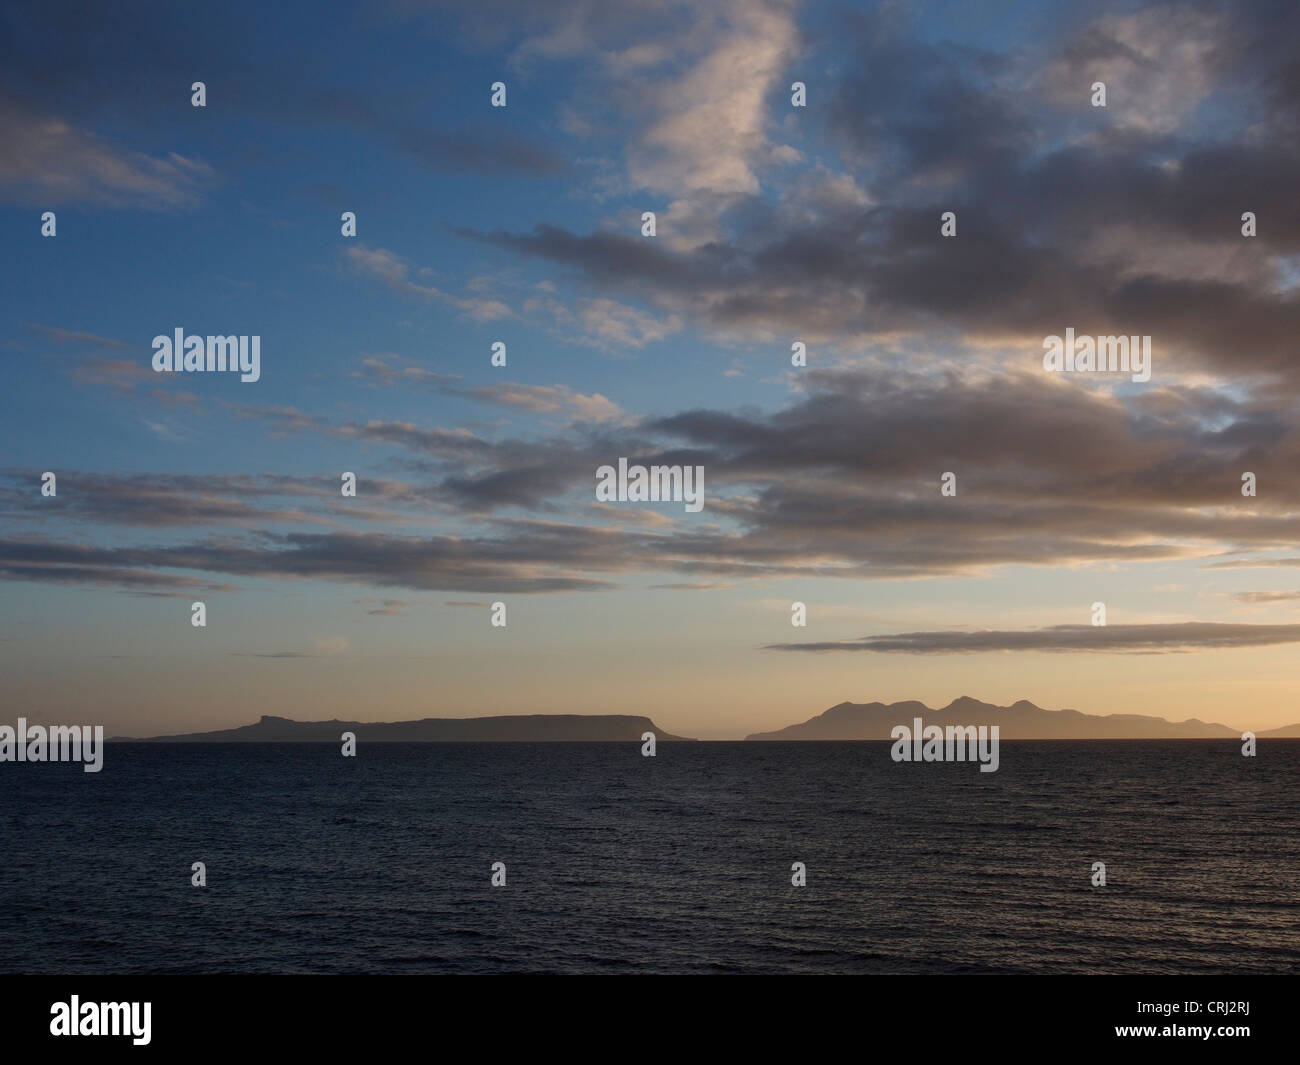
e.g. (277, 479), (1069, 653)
(1, 741), (1296, 974)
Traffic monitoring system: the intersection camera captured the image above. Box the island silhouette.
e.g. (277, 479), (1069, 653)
(111, 698), (1300, 742)
(745, 696), (1300, 740)
(121, 714), (692, 742)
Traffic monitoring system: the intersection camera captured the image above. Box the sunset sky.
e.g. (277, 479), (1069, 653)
(3, 0), (1300, 738)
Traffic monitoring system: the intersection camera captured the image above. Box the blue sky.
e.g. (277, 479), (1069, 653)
(4, 0), (1300, 737)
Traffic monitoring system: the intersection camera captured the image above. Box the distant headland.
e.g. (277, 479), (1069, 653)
(119, 714), (693, 743)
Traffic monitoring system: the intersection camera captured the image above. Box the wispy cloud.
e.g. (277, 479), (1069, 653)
(345, 245), (515, 321)
(353, 355), (627, 422)
(766, 622), (1300, 654)
(0, 99), (215, 207)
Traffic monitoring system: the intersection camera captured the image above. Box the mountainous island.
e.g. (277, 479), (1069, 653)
(124, 714), (693, 742)
(745, 696), (1300, 740)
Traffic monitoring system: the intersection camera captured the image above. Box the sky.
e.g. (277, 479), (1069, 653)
(3, 0), (1300, 739)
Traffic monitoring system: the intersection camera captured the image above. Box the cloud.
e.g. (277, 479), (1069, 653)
(411, 0), (799, 249)
(573, 298), (683, 349)
(358, 596), (410, 616)
(0, 98), (215, 207)
(765, 622), (1300, 654)
(345, 245), (515, 321)
(6, 1), (1300, 607)
(352, 355), (627, 422)
(520, 292), (683, 352)
(1208, 557), (1300, 569)
(178, 363), (1300, 575)
(68, 358), (155, 391)
(625, 0), (798, 201)
(1033, 6), (1227, 134)
(461, 3), (1300, 386)
(0, 471), (335, 529)
(1233, 590), (1300, 603)
(26, 323), (129, 349)
(0, 530), (619, 595)
(0, 2), (565, 181)
(462, 382), (626, 422)
(0, 548), (240, 596)
(64, 350), (207, 408)
(352, 356), (463, 390)
(228, 405), (331, 438)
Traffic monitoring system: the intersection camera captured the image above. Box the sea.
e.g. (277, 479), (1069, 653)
(1, 741), (1296, 974)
